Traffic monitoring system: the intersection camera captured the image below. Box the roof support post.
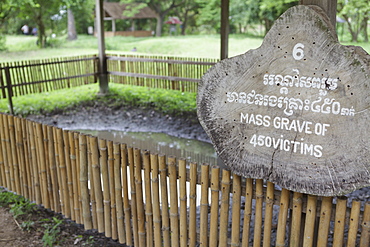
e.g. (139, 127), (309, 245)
(96, 0), (109, 94)
(220, 0), (229, 60)
(299, 0), (337, 29)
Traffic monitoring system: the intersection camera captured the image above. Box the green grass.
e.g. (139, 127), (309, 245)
(0, 83), (197, 117)
(1, 34), (264, 61)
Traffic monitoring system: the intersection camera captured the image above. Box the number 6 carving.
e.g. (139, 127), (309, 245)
(293, 43), (305, 60)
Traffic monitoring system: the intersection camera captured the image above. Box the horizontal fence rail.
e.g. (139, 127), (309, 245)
(0, 113), (369, 246)
(106, 54), (218, 93)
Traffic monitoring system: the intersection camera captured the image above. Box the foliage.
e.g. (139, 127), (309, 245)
(338, 0), (370, 42)
(41, 217), (63, 247)
(0, 191), (36, 218)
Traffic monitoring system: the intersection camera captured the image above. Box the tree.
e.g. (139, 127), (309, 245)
(172, 0), (200, 35)
(121, 0), (186, 37)
(338, 0), (370, 42)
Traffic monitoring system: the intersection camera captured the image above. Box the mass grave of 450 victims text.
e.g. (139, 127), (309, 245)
(197, 5), (370, 197)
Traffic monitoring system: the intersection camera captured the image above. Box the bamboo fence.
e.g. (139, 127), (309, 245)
(0, 113), (369, 246)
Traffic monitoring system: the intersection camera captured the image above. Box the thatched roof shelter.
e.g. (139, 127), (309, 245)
(103, 2), (158, 20)
(96, 2), (158, 37)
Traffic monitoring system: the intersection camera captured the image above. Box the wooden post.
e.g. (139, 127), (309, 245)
(4, 67), (14, 115)
(220, 0), (229, 59)
(95, 0), (109, 94)
(299, 0), (337, 29)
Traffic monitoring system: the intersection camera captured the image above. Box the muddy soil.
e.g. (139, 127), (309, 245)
(27, 104), (211, 143)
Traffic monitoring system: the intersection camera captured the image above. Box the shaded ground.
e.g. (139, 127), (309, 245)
(27, 103), (210, 143)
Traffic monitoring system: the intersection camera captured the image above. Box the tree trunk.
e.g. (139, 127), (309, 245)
(155, 15), (164, 37)
(67, 8), (77, 40)
(361, 17), (368, 42)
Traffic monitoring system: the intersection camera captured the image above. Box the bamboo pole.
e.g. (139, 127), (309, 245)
(360, 201), (370, 246)
(86, 134), (97, 229)
(302, 195), (318, 247)
(113, 143), (126, 244)
(128, 147), (139, 246)
(3, 114), (14, 192)
(99, 139), (111, 238)
(188, 162), (197, 247)
(231, 173), (242, 246)
(347, 200), (361, 247)
(0, 119), (5, 187)
(242, 178), (253, 246)
(28, 121), (41, 204)
(0, 114), (7, 189)
(21, 118), (32, 200)
(90, 136), (105, 233)
(209, 165), (220, 247)
(333, 197), (347, 246)
(14, 117), (27, 197)
(63, 130), (75, 220)
(276, 188), (290, 247)
(121, 144), (132, 246)
(74, 133), (83, 222)
(263, 181), (274, 247)
(34, 123), (46, 206)
(199, 163), (210, 247)
(56, 128), (70, 217)
(168, 156), (179, 247)
(134, 148), (146, 247)
(43, 125), (54, 209)
(79, 134), (92, 229)
(68, 132), (80, 223)
(219, 169), (231, 247)
(35, 123), (50, 208)
(151, 153), (161, 247)
(8, 115), (21, 194)
(253, 179), (264, 247)
(143, 150), (154, 247)
(108, 141), (117, 240)
(179, 158), (187, 247)
(316, 196), (333, 246)
(290, 192), (303, 247)
(47, 126), (60, 212)
(159, 154), (170, 247)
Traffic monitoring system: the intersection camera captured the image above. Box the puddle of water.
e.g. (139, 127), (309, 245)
(77, 129), (225, 168)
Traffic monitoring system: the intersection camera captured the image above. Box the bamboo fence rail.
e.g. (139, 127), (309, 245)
(0, 112), (369, 246)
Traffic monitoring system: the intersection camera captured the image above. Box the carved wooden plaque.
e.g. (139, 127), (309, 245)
(197, 5), (370, 196)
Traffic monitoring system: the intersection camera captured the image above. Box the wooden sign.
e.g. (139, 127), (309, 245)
(197, 5), (370, 196)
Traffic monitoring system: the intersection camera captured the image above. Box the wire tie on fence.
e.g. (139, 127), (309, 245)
(100, 147), (107, 151)
(70, 155), (76, 160)
(180, 196), (187, 201)
(138, 232), (146, 236)
(200, 203), (209, 207)
(153, 219), (161, 223)
(170, 213), (179, 217)
(211, 189), (219, 192)
(103, 200), (111, 204)
(151, 178), (159, 183)
(189, 195), (197, 199)
(256, 194), (264, 199)
(145, 212), (153, 216)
